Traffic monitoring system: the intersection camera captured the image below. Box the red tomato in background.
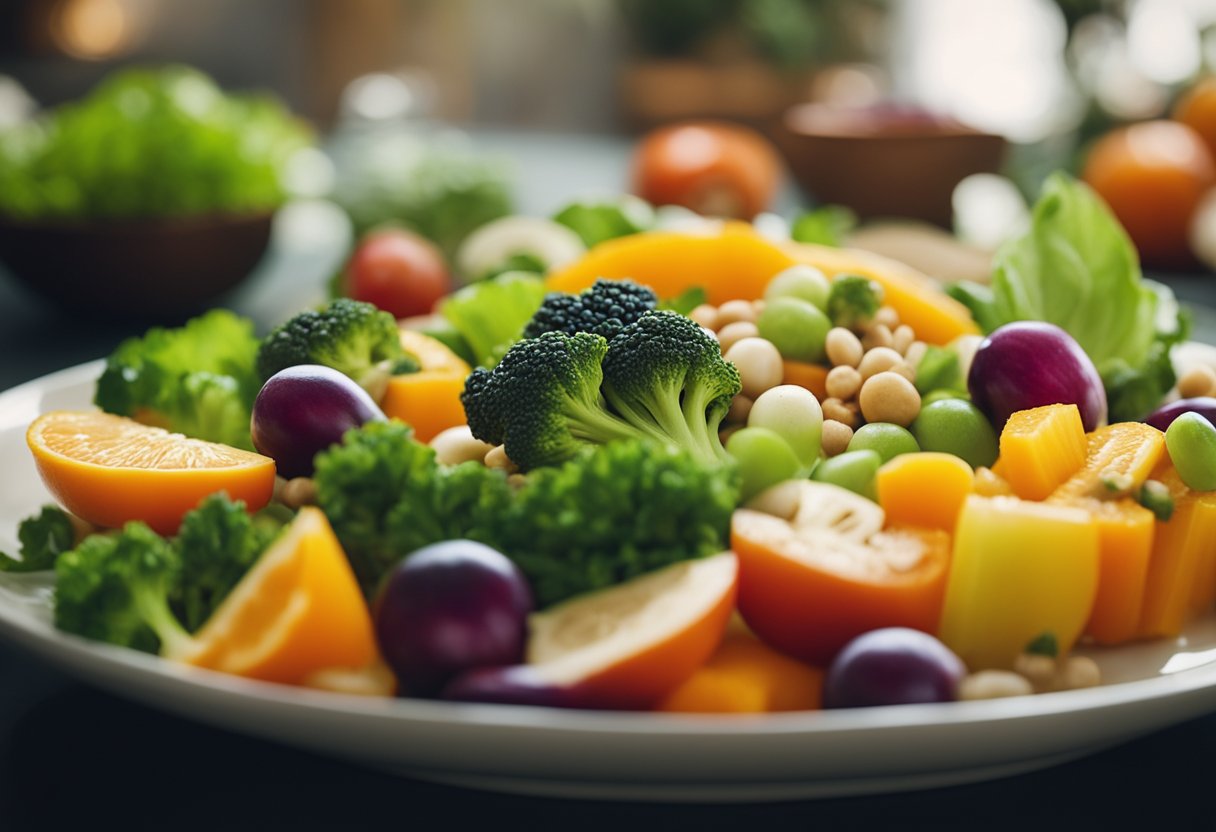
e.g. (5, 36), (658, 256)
(342, 228), (452, 319)
(631, 122), (781, 220)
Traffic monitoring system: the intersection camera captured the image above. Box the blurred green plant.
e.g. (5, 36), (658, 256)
(0, 66), (311, 222)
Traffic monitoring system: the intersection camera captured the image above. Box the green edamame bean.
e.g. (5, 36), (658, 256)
(811, 449), (882, 500)
(1165, 412), (1216, 491)
(911, 398), (999, 469)
(727, 426), (803, 501)
(756, 297), (830, 364)
(847, 423), (920, 463)
(764, 264), (831, 311)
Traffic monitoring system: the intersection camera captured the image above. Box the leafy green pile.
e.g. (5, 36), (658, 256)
(314, 421), (739, 607)
(949, 173), (1189, 422)
(0, 506), (77, 573)
(0, 66), (311, 221)
(53, 495), (286, 653)
(94, 309), (262, 450)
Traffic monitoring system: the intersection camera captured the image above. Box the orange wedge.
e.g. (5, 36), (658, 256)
(27, 410), (275, 535)
(170, 507), (380, 685)
(527, 552), (738, 710)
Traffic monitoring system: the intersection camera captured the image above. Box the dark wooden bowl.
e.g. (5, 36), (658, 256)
(0, 213), (274, 321)
(774, 104), (1008, 229)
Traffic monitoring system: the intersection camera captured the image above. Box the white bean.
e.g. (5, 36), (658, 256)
(724, 337), (784, 399)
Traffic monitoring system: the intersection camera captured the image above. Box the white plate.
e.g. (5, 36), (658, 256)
(3, 360), (1216, 803)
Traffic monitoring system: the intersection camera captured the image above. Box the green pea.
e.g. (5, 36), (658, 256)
(811, 449), (882, 500)
(764, 264), (831, 311)
(911, 398), (999, 469)
(756, 297), (830, 363)
(1165, 412), (1216, 491)
(847, 423), (920, 463)
(921, 388), (970, 407)
(727, 426), (803, 501)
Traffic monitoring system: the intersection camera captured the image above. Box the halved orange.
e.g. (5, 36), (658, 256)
(27, 410), (275, 535)
(526, 552), (738, 710)
(169, 506), (380, 685)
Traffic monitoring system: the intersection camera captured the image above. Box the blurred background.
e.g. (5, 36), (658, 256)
(2, 0), (1216, 321)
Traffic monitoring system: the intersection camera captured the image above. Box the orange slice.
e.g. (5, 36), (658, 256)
(27, 410), (275, 535)
(526, 552), (738, 710)
(169, 506), (380, 685)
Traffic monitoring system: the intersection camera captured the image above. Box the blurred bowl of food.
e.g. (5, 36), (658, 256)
(0, 65), (310, 319)
(774, 103), (1007, 229)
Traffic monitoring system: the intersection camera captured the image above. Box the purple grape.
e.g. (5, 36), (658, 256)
(251, 364), (385, 478)
(441, 665), (586, 709)
(823, 627), (966, 709)
(1144, 397), (1216, 432)
(968, 321), (1107, 432)
(372, 540), (533, 698)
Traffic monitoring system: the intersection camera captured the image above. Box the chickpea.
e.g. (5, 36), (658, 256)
(892, 324), (916, 355)
(1059, 656), (1101, 690)
(484, 444), (518, 474)
(688, 304), (720, 330)
(821, 397), (858, 428)
(820, 419), (854, 456)
(724, 337), (785, 399)
(861, 324), (894, 351)
(716, 299), (757, 327)
(858, 371), (921, 426)
(1013, 653), (1058, 692)
(958, 670), (1035, 700)
(873, 306), (900, 330)
(825, 365), (862, 400)
(858, 347), (903, 380)
(431, 425), (495, 466)
(717, 320), (760, 354)
(825, 327), (864, 368)
(1178, 365), (1216, 399)
(903, 341), (928, 371)
(280, 476), (318, 509)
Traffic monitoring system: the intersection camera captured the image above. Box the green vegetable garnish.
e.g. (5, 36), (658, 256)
(826, 274), (883, 329)
(790, 205), (857, 247)
(948, 173), (1190, 422)
(0, 66), (310, 221)
(552, 195), (655, 247)
(94, 309), (261, 450)
(438, 271), (549, 367)
(0, 506), (76, 573)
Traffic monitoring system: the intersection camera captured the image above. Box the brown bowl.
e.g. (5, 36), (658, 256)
(0, 212), (274, 320)
(774, 104), (1008, 229)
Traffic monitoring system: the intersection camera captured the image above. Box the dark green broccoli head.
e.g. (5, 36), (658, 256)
(601, 310), (741, 463)
(461, 331), (641, 471)
(0, 505), (76, 573)
(256, 298), (408, 393)
(827, 274), (884, 329)
(523, 279), (658, 341)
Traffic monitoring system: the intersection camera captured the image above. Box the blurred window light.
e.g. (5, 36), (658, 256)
(952, 173), (1029, 251)
(893, 0), (1081, 142)
(1127, 0), (1202, 85)
(51, 0), (135, 60)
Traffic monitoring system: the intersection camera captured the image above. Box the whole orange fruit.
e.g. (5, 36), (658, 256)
(1081, 120), (1216, 270)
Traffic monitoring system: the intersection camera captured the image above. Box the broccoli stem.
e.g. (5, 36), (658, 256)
(565, 395), (648, 445)
(132, 585), (196, 658)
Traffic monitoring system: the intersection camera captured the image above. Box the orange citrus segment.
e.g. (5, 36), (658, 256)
(27, 410), (275, 535)
(171, 507), (380, 685)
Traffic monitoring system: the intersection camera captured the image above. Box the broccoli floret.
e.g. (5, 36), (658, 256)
(0, 505), (77, 573)
(94, 309), (261, 450)
(826, 274), (884, 329)
(488, 440), (740, 607)
(54, 522), (192, 655)
(461, 331), (642, 471)
(173, 494), (287, 631)
(523, 278), (658, 341)
(52, 495), (284, 652)
(314, 420), (512, 591)
(600, 310), (740, 464)
(256, 298), (411, 395)
(313, 423), (740, 606)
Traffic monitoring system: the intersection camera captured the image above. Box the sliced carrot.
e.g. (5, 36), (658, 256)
(657, 632), (823, 713)
(781, 360), (829, 400)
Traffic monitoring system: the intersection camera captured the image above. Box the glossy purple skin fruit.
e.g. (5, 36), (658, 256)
(251, 364), (385, 479)
(372, 540), (533, 698)
(823, 627), (966, 709)
(441, 665), (587, 709)
(1144, 397), (1216, 432)
(968, 321), (1108, 432)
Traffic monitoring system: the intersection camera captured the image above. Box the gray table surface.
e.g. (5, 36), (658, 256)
(1, 130), (1216, 829)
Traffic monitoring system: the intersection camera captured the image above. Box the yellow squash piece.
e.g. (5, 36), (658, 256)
(938, 495), (1099, 670)
(996, 404), (1088, 501)
(1047, 422), (1165, 645)
(545, 223), (979, 345)
(876, 452), (975, 534)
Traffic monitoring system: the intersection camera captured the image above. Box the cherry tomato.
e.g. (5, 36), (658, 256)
(1173, 76), (1216, 160)
(631, 122), (781, 220)
(1081, 120), (1216, 270)
(342, 228), (452, 319)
